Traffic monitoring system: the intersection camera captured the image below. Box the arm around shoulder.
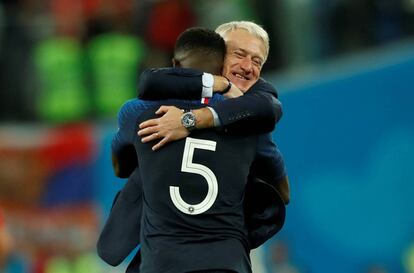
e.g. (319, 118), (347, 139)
(210, 79), (282, 134)
(137, 68), (205, 100)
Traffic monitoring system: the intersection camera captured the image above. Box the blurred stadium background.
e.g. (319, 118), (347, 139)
(0, 0), (413, 272)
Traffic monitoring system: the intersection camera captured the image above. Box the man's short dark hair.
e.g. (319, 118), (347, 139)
(174, 27), (226, 57)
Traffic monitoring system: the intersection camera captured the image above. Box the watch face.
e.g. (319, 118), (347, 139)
(182, 112), (196, 129)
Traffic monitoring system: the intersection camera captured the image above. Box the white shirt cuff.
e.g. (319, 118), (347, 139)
(206, 106), (221, 127)
(202, 73), (214, 98)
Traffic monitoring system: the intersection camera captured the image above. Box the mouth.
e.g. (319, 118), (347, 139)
(232, 72), (250, 81)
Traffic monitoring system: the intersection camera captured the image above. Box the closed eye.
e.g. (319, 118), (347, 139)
(233, 51), (245, 58)
(252, 58), (263, 67)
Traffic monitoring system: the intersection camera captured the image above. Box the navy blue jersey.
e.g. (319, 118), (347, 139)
(110, 98), (286, 272)
(136, 108), (257, 273)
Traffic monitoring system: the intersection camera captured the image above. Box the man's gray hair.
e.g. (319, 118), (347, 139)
(215, 21), (269, 62)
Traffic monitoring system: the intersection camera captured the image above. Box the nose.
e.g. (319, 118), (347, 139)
(239, 57), (253, 73)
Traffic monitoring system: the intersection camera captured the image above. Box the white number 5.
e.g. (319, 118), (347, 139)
(170, 137), (218, 215)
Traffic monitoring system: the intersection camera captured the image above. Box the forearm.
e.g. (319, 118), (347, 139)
(138, 68), (236, 100)
(212, 75), (231, 93)
(208, 78), (282, 134)
(211, 91), (281, 134)
(138, 68), (206, 100)
(192, 108), (214, 129)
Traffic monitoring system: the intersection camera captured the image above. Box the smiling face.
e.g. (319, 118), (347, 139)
(222, 29), (267, 92)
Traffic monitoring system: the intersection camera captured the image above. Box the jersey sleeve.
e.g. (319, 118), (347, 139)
(137, 68), (204, 100)
(112, 99), (145, 178)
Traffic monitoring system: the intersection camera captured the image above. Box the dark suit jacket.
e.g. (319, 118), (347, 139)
(97, 169), (142, 266)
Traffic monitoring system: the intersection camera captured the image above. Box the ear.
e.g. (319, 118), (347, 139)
(172, 58), (180, 67)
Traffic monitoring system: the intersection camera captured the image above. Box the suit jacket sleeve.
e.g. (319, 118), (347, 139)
(211, 79), (282, 134)
(248, 133), (287, 188)
(96, 168), (143, 266)
(244, 133), (287, 249)
(137, 68), (282, 134)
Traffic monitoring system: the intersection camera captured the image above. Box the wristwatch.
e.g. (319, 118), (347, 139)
(218, 76), (232, 94)
(181, 110), (196, 131)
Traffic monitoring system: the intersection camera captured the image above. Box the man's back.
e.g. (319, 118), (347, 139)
(135, 107), (258, 273)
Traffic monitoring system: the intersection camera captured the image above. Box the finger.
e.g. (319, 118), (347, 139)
(139, 118), (158, 129)
(141, 132), (161, 143)
(138, 126), (159, 136)
(155, 105), (171, 115)
(152, 137), (169, 151)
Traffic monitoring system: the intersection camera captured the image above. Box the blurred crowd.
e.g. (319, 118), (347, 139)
(0, 0), (413, 123)
(1, 2), (414, 273)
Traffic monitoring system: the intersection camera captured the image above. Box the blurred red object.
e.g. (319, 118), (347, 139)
(147, 0), (195, 51)
(0, 209), (13, 268)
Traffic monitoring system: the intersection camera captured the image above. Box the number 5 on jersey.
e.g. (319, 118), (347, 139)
(170, 137), (218, 215)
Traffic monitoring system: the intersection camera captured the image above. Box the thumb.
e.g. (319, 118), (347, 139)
(155, 105), (171, 115)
